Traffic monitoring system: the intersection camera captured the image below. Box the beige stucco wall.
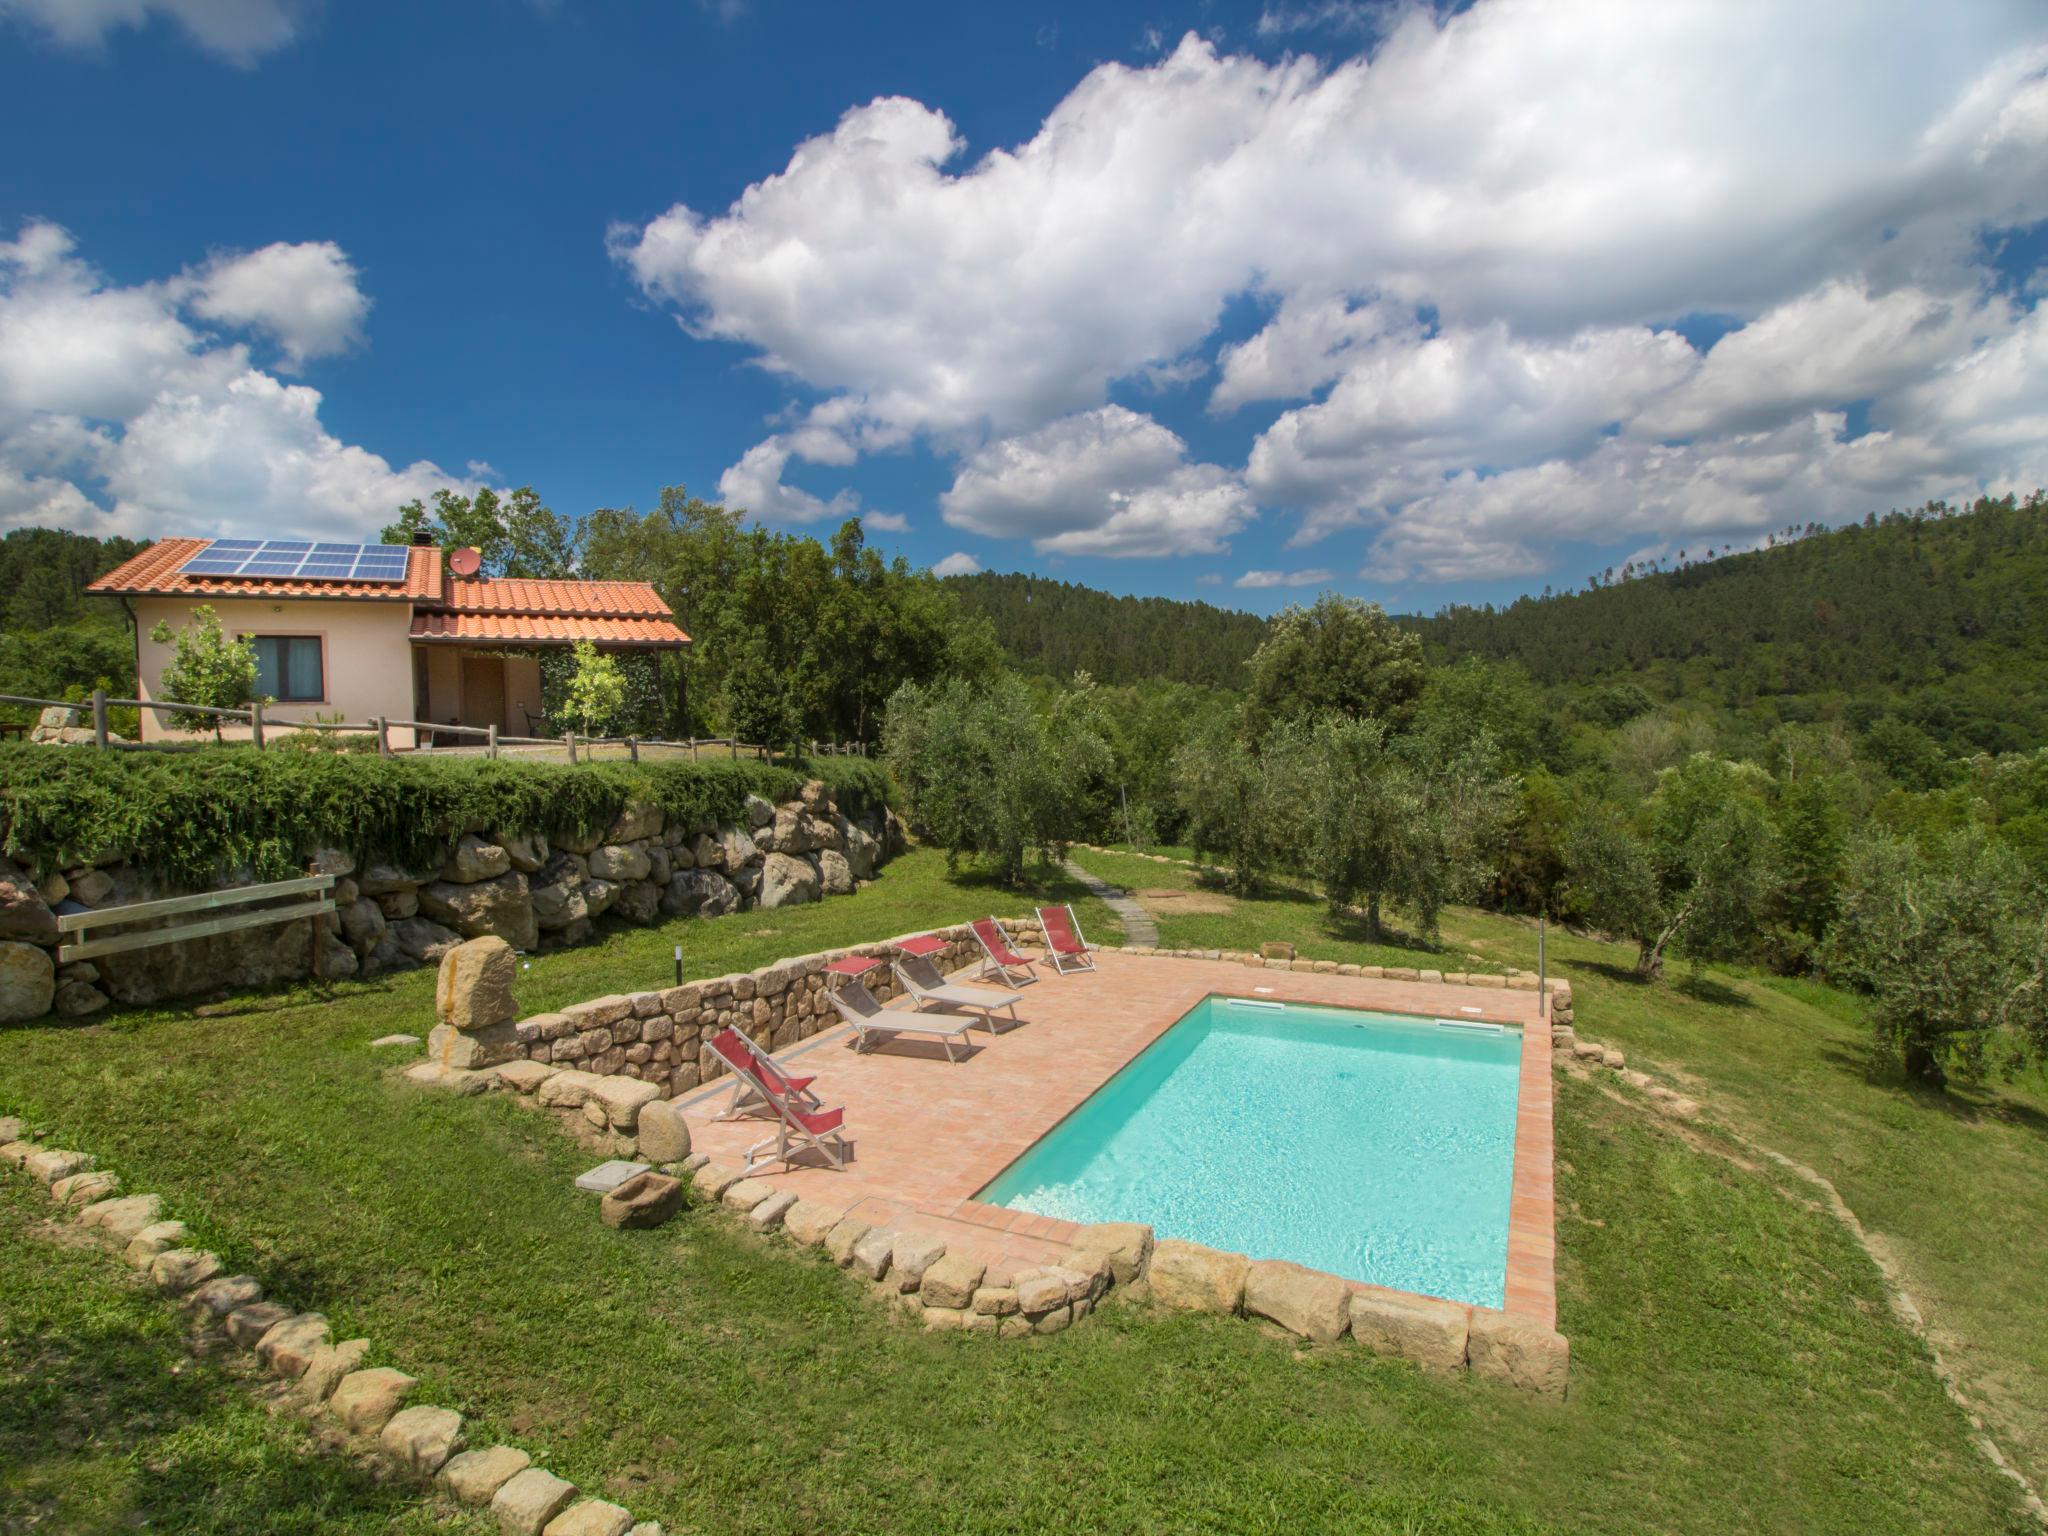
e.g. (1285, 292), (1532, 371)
(133, 595), (419, 747)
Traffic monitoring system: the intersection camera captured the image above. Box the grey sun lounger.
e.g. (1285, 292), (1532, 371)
(827, 976), (978, 1062)
(892, 949), (1023, 1029)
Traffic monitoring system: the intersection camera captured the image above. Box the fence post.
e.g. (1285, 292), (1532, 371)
(91, 689), (108, 749)
(688, 737), (697, 762)
(376, 716), (390, 757)
(487, 723), (499, 759)
(250, 699), (265, 750)
(564, 730), (576, 764)
(628, 735), (640, 762)
(730, 739), (738, 760)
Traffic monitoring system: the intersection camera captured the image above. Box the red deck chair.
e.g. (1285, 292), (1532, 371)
(705, 1026), (849, 1173)
(1036, 904), (1097, 975)
(969, 917), (1039, 988)
(710, 1022), (823, 1121)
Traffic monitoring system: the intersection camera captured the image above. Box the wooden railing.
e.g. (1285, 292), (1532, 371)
(56, 873), (337, 971)
(0, 691), (868, 763)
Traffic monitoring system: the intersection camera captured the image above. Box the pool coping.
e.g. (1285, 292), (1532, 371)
(942, 985), (1556, 1331)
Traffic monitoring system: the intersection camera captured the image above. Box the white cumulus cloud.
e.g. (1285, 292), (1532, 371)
(1235, 567), (1334, 589)
(930, 551), (981, 576)
(611, 4), (2048, 577)
(0, 220), (473, 542)
(941, 406), (1254, 557)
(0, 0), (308, 64)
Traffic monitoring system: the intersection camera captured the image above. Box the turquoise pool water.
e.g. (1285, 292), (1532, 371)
(978, 995), (1523, 1307)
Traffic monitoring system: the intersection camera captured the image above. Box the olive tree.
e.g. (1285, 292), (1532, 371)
(149, 605), (256, 741)
(1244, 593), (1427, 735)
(1173, 714), (1306, 896)
(1823, 824), (2048, 1086)
(1563, 754), (1775, 979)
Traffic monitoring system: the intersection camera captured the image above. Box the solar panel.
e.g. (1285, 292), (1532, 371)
(176, 539), (413, 585)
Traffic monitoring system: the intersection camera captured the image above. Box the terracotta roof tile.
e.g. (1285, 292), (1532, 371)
(438, 576), (672, 617)
(409, 611), (690, 648)
(88, 538), (443, 602)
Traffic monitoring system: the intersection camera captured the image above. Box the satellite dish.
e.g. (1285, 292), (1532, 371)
(449, 546), (482, 578)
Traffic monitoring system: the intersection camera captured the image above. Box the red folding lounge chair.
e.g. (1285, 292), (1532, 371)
(970, 917), (1039, 988)
(1036, 904), (1097, 975)
(706, 1026), (849, 1172)
(710, 1022), (822, 1121)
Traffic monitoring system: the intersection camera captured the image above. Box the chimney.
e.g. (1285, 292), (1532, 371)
(410, 528), (434, 545)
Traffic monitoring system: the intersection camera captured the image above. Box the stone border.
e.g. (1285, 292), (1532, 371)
(0, 1113), (669, 1536)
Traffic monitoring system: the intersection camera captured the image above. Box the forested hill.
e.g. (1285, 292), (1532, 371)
(943, 570), (1269, 688)
(1406, 492), (2048, 754)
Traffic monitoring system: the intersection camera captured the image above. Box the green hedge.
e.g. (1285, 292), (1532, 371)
(0, 745), (893, 887)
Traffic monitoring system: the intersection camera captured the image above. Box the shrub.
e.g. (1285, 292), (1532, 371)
(0, 744), (895, 888)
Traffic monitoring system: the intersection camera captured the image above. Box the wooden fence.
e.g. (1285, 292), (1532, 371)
(0, 690), (867, 763)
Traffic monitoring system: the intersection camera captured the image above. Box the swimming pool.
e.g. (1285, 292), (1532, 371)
(977, 994), (1523, 1308)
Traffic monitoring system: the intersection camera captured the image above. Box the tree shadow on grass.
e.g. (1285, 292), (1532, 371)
(1814, 1040), (2048, 1137)
(1319, 908), (1447, 956)
(1674, 971), (1758, 1011)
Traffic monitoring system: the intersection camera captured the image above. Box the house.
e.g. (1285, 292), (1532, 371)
(88, 537), (690, 746)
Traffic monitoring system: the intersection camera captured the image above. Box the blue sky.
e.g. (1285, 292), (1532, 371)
(3, 1), (2046, 617)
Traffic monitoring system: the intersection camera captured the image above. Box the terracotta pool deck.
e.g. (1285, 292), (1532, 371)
(676, 951), (1556, 1326)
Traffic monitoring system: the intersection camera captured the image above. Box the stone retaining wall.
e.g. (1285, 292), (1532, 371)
(0, 778), (901, 1024)
(412, 919), (1043, 1139)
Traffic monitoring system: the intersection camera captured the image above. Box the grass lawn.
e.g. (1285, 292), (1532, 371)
(0, 846), (2039, 1533)
(1071, 844), (2048, 1499)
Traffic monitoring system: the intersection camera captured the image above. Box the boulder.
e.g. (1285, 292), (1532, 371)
(690, 1161), (746, 1202)
(661, 869), (739, 918)
(536, 1069), (605, 1109)
(0, 941), (55, 1022)
(580, 879), (620, 919)
(584, 1075), (662, 1130)
(223, 1300), (292, 1345)
(380, 1404), (465, 1475)
(0, 856), (58, 942)
(716, 825), (757, 871)
(392, 916), (464, 963)
(329, 1366), (417, 1433)
(125, 1220), (187, 1267)
(257, 1312), (332, 1376)
(80, 1193), (165, 1240)
(25, 1146), (91, 1184)
(1148, 1240), (1247, 1314)
(744, 794), (775, 828)
(71, 869), (115, 906)
(849, 1226), (895, 1281)
(843, 824), (881, 880)
(1467, 1312), (1570, 1397)
(1070, 1222), (1154, 1286)
(492, 1468), (579, 1536)
(691, 832), (722, 869)
(340, 897), (387, 950)
(51, 1170), (119, 1207)
(816, 849), (855, 896)
(745, 1189), (798, 1232)
(635, 1100), (692, 1162)
(1243, 1260), (1350, 1343)
(780, 1198), (845, 1247)
(1349, 1291), (1470, 1373)
(187, 1275), (265, 1319)
(438, 1445), (532, 1505)
(358, 861), (433, 897)
(599, 1171), (685, 1230)
(496, 1059), (557, 1094)
(758, 853), (820, 910)
(919, 1254), (985, 1310)
(53, 980), (109, 1018)
(299, 1338), (371, 1401)
(606, 796), (664, 844)
(587, 844), (651, 883)
(151, 1248), (223, 1295)
(441, 833), (511, 885)
(417, 873), (536, 951)
(545, 1498), (634, 1536)
(499, 831), (550, 873)
(612, 881), (661, 925)
(721, 1177), (777, 1213)
(891, 1234), (947, 1294)
(770, 806), (822, 854)
(1014, 1270), (1069, 1316)
(435, 936), (520, 1031)
(428, 1020), (520, 1070)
